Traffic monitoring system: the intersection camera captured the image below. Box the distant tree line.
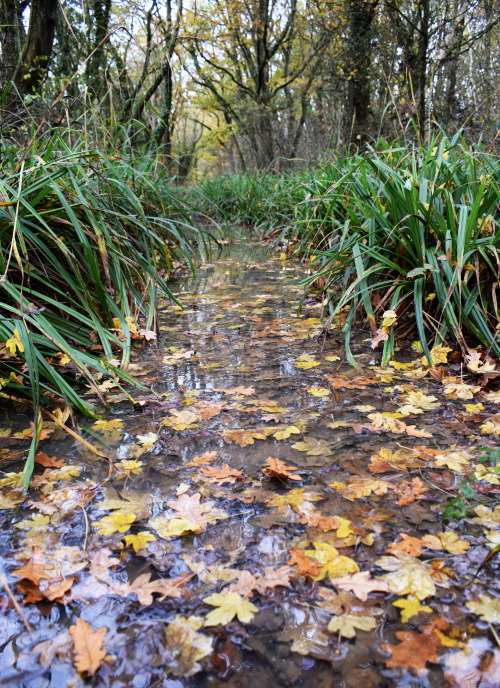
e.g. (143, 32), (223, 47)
(1, 0), (499, 173)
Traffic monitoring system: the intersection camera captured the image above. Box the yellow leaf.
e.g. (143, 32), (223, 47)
(308, 387), (330, 397)
(149, 516), (202, 539)
(376, 554), (436, 600)
(122, 531), (156, 552)
(5, 329), (24, 356)
(92, 419), (124, 434)
(116, 460), (143, 477)
(392, 597), (433, 623)
(203, 592), (258, 626)
(92, 512), (136, 535)
(466, 595), (500, 623)
(305, 542), (359, 580)
(327, 614), (377, 638)
(273, 425), (300, 440)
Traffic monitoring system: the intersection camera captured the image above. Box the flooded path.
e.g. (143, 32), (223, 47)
(1, 242), (500, 687)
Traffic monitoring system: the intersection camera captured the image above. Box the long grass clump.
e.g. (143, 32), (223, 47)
(0, 130), (214, 489)
(285, 132), (500, 365)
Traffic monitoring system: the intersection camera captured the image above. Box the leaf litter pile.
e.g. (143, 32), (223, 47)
(1, 243), (500, 687)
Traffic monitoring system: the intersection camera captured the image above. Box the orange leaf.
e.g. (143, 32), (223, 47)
(11, 547), (55, 585)
(186, 451), (218, 467)
(394, 477), (429, 506)
(69, 618), (106, 676)
(381, 624), (441, 677)
(213, 386), (255, 396)
(35, 452), (65, 468)
(199, 464), (244, 485)
(261, 457), (302, 481)
(288, 547), (321, 577)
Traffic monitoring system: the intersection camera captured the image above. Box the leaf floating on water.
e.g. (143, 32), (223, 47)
(149, 516), (202, 539)
(327, 613), (377, 638)
(466, 595), (500, 623)
(203, 592), (258, 626)
(375, 554), (436, 600)
(261, 457), (302, 481)
(392, 597), (433, 623)
(330, 571), (389, 601)
(199, 464), (244, 485)
(122, 531), (156, 552)
(381, 624), (441, 677)
(164, 616), (213, 677)
(92, 512), (136, 535)
(11, 547), (55, 585)
(292, 437), (333, 456)
(69, 618), (106, 676)
(213, 386), (255, 396)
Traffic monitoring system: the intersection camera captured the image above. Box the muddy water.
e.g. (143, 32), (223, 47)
(1, 242), (499, 688)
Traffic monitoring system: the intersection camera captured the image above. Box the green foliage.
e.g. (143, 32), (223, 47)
(442, 447), (500, 522)
(0, 130), (214, 489)
(282, 133), (500, 365)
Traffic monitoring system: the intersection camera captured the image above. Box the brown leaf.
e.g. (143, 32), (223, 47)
(12, 547), (55, 585)
(323, 374), (376, 390)
(199, 464), (244, 485)
(261, 457), (302, 481)
(125, 573), (187, 605)
(69, 618), (106, 676)
(381, 624), (442, 677)
(40, 576), (75, 602)
(194, 401), (226, 420)
(213, 386), (255, 396)
(186, 451), (218, 467)
(254, 566), (293, 594)
(166, 492), (216, 529)
(393, 477), (429, 506)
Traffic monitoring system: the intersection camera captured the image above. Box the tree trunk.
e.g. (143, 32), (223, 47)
(13, 0), (58, 94)
(345, 0), (379, 144)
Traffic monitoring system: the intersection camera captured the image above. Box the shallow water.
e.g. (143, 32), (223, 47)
(1, 241), (499, 688)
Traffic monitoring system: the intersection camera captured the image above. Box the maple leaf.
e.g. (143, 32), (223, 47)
(187, 451), (218, 467)
(387, 534), (428, 557)
(226, 570), (260, 596)
(122, 531), (156, 552)
(443, 382), (480, 400)
(254, 566), (294, 594)
(194, 401), (226, 420)
(5, 328), (24, 355)
(203, 592), (258, 625)
(402, 391), (440, 411)
(92, 512), (136, 535)
(327, 613), (377, 638)
(376, 554), (436, 600)
(268, 487), (322, 514)
(438, 531), (470, 554)
(166, 492), (222, 529)
(393, 597), (433, 623)
(126, 573), (186, 605)
(149, 516), (202, 538)
(97, 492), (151, 518)
(300, 513), (354, 537)
(261, 457), (302, 481)
(368, 447), (421, 473)
(288, 547), (321, 576)
(304, 542), (359, 580)
(162, 409), (200, 431)
(92, 419), (124, 435)
(307, 387), (330, 397)
(164, 616), (213, 677)
(115, 460), (143, 478)
(434, 451), (472, 471)
(199, 464), (244, 485)
(292, 437), (333, 456)
(466, 595), (500, 623)
(472, 505), (500, 528)
(213, 386), (255, 396)
(273, 425), (301, 440)
(11, 547), (55, 585)
(330, 571), (389, 601)
(323, 373), (375, 389)
(393, 477), (428, 505)
(222, 427), (274, 446)
(294, 357), (321, 369)
(329, 478), (393, 501)
(381, 625), (441, 676)
(69, 618), (106, 676)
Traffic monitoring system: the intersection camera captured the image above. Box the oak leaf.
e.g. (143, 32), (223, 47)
(199, 464), (244, 485)
(69, 618), (106, 676)
(203, 592), (258, 625)
(261, 457), (302, 481)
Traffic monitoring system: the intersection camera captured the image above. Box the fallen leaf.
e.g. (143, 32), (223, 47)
(69, 618), (106, 676)
(466, 595), (500, 623)
(126, 573), (186, 605)
(304, 541), (359, 580)
(288, 547), (321, 576)
(149, 516), (202, 538)
(122, 531), (157, 552)
(376, 554), (436, 600)
(381, 624), (441, 676)
(261, 457), (302, 481)
(164, 616), (213, 676)
(273, 425), (301, 440)
(187, 451), (218, 467)
(92, 512), (136, 535)
(392, 597), (433, 622)
(393, 477), (428, 505)
(203, 592), (258, 625)
(213, 386), (255, 396)
(11, 547), (55, 585)
(327, 613), (377, 638)
(166, 492), (222, 529)
(292, 437), (333, 456)
(330, 571), (389, 601)
(199, 464), (244, 485)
